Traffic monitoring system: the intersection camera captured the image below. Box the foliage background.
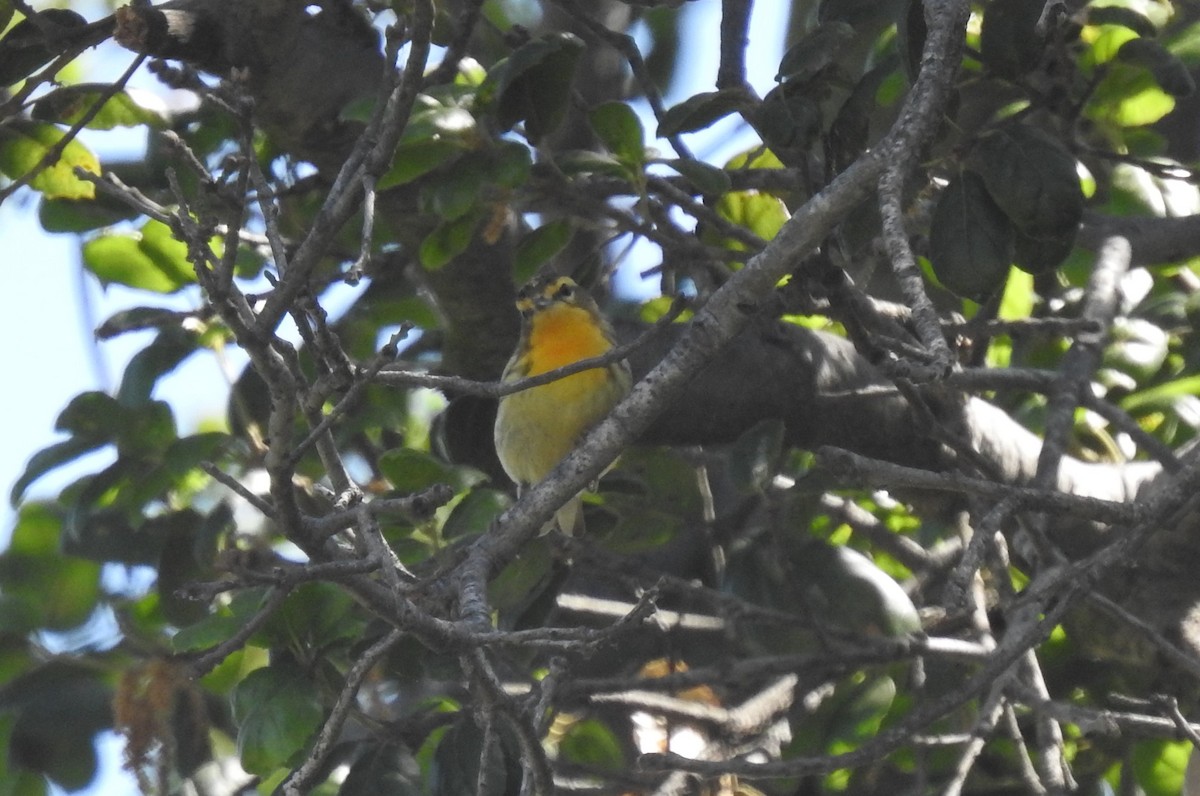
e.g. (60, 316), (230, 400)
(4, 0), (1200, 794)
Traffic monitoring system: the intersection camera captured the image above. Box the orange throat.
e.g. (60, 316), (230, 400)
(525, 304), (613, 375)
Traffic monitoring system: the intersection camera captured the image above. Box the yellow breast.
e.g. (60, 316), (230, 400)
(494, 302), (624, 486)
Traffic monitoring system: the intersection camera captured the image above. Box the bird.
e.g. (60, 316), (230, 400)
(493, 275), (632, 535)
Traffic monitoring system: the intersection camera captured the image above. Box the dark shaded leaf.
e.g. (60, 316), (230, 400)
(340, 742), (423, 796)
(378, 139), (463, 189)
(1087, 6), (1158, 38)
(1013, 227), (1074, 275)
(971, 124), (1083, 238)
(9, 437), (104, 507)
(657, 88), (750, 137)
(754, 83), (822, 158)
(0, 507), (101, 631)
(1118, 38), (1196, 97)
(664, 158), (731, 196)
(482, 33), (585, 144)
(2, 662), (111, 791)
(0, 9), (86, 86)
(32, 84), (168, 130)
(980, 0), (1049, 79)
(431, 715), (520, 796)
(929, 171), (1014, 301)
(442, 488), (511, 539)
(776, 21), (855, 83)
(117, 326), (199, 407)
(729, 419), (785, 494)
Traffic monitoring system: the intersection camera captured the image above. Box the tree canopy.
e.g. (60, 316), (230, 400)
(4, 0), (1200, 793)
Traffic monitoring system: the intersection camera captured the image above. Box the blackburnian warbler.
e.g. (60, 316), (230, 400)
(493, 276), (632, 535)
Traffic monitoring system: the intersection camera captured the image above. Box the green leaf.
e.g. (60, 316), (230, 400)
(1087, 6), (1158, 38)
(2, 662), (110, 791)
(377, 101), (479, 189)
(1117, 38), (1196, 97)
(264, 582), (361, 651)
(38, 193), (138, 233)
(9, 437), (104, 507)
(137, 219), (196, 286)
(827, 674), (897, 749)
(0, 508), (101, 631)
(663, 158), (731, 196)
(554, 150), (629, 178)
(0, 122), (98, 200)
(558, 719), (624, 770)
(32, 85), (168, 130)
(729, 419), (785, 494)
(513, 219), (574, 283)
(442, 488), (511, 539)
(713, 189), (789, 248)
(1119, 374), (1200, 413)
(482, 33), (585, 145)
(1132, 739), (1191, 796)
(928, 171), (1014, 301)
(589, 101), (644, 167)
(117, 326), (199, 407)
(379, 448), (455, 493)
(971, 125), (1083, 239)
(84, 234), (178, 292)
(82, 220), (198, 293)
(657, 88), (750, 137)
(378, 139), (463, 189)
(1090, 61), (1177, 126)
(980, 0), (1049, 79)
(231, 661), (324, 776)
(419, 211), (481, 270)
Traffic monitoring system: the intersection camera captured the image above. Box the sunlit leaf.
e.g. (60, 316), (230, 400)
(713, 189), (789, 248)
(589, 101), (644, 167)
(1133, 739), (1191, 796)
(0, 121), (98, 200)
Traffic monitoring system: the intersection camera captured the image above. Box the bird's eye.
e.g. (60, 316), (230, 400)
(556, 281), (575, 300)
